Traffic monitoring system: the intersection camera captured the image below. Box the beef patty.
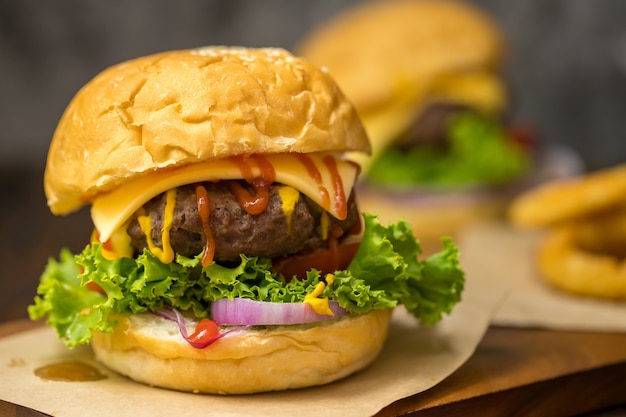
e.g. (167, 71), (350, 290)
(395, 103), (469, 150)
(126, 181), (360, 263)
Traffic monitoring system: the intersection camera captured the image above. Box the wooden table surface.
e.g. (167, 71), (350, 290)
(2, 319), (626, 417)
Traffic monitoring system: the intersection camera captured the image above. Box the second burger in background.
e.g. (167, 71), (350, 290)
(297, 0), (581, 251)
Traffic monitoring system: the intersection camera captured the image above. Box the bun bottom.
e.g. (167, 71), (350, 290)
(92, 309), (392, 394)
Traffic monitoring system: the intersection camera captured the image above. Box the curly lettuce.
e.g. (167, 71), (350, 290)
(29, 214), (464, 347)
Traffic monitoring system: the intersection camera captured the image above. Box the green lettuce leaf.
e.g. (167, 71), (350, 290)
(344, 215), (464, 325)
(27, 249), (107, 346)
(29, 214), (464, 347)
(365, 112), (530, 188)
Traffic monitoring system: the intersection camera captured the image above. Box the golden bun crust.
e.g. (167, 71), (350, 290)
(45, 46), (370, 215)
(297, 0), (506, 160)
(92, 309), (392, 394)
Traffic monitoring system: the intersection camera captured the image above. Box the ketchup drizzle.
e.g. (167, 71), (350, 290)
(295, 153), (323, 183)
(322, 155), (347, 220)
(195, 184), (216, 267)
(229, 155), (276, 215)
(296, 153), (331, 211)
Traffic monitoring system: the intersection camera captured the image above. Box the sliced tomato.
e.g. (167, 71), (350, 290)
(272, 241), (361, 281)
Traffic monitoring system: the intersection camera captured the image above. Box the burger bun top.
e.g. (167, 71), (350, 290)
(44, 46), (370, 215)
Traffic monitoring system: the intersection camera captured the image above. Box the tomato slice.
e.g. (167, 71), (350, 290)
(272, 241), (361, 281)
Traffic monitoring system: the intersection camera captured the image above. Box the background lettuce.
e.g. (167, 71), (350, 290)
(366, 113), (531, 188)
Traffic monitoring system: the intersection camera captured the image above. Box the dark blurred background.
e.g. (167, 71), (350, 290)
(1, 0), (626, 322)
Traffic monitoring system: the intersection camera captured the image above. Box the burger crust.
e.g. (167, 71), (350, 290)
(92, 309), (392, 394)
(44, 47), (370, 215)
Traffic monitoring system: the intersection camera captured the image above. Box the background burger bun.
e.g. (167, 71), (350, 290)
(296, 0), (506, 160)
(44, 46), (370, 216)
(92, 310), (392, 394)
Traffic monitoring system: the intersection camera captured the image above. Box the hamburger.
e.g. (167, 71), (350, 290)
(296, 0), (571, 250)
(29, 46), (465, 394)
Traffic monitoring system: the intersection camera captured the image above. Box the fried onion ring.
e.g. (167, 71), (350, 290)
(572, 206), (626, 257)
(509, 164), (626, 228)
(538, 225), (626, 300)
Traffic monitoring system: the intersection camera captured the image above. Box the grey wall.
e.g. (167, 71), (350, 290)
(1, 0), (625, 172)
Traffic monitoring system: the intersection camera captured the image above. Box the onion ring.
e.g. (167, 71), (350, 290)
(571, 207), (626, 256)
(537, 226), (626, 299)
(211, 298), (348, 326)
(509, 164), (626, 228)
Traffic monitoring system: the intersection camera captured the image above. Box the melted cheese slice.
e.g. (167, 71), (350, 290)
(92, 152), (359, 242)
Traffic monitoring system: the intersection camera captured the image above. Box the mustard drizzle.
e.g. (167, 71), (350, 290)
(137, 188), (177, 264)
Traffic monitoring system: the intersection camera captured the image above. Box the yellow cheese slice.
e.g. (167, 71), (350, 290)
(91, 152), (359, 242)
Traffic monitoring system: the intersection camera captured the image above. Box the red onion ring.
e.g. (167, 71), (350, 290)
(211, 298), (348, 326)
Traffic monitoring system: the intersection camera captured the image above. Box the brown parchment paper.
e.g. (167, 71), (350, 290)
(458, 221), (626, 332)
(0, 270), (505, 417)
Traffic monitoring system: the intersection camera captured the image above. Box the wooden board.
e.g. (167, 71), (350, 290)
(2, 320), (626, 416)
(379, 326), (626, 416)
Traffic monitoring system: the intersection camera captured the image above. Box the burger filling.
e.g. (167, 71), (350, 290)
(365, 105), (533, 188)
(126, 181), (360, 263)
(395, 103), (469, 150)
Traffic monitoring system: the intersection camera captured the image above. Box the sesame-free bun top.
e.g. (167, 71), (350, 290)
(297, 0), (505, 159)
(44, 46), (370, 215)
